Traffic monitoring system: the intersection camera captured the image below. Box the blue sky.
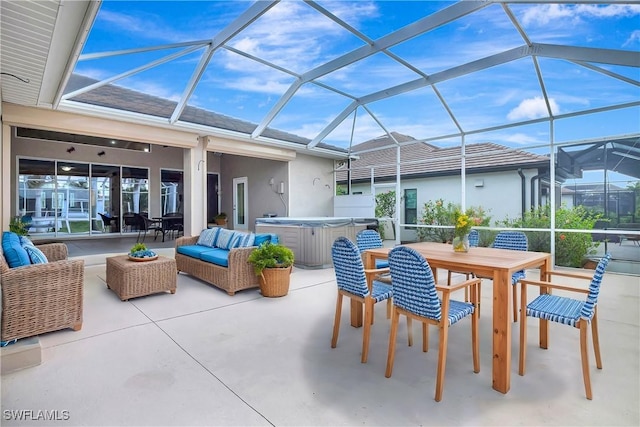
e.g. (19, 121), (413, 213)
(75, 1), (639, 158)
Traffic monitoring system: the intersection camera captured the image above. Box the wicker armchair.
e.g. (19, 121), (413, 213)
(1, 242), (84, 341)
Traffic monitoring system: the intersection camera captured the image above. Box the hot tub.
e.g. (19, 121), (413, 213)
(255, 217), (378, 269)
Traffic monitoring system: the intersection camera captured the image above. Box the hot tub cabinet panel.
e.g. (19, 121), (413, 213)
(255, 217), (377, 269)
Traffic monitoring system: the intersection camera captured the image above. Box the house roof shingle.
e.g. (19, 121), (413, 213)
(338, 132), (549, 182)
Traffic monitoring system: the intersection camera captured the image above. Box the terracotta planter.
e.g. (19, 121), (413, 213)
(259, 266), (292, 297)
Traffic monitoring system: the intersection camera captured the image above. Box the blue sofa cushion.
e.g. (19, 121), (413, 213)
(2, 231), (31, 268)
(177, 244), (216, 259)
(197, 227), (220, 248)
(215, 229), (237, 250)
(199, 248), (230, 267)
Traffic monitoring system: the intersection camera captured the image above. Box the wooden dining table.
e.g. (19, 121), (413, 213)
(360, 242), (551, 395)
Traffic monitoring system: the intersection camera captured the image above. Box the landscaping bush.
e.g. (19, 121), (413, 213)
(497, 204), (602, 268)
(416, 199), (491, 243)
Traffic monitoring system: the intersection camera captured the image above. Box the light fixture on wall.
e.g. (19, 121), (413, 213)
(66, 147), (75, 153)
(97, 151), (106, 157)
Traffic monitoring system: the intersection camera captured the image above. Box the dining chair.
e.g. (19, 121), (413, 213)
(446, 229), (480, 315)
(331, 236), (393, 363)
(135, 214), (162, 243)
(518, 253), (611, 400)
(98, 213), (117, 233)
(478, 231), (528, 322)
(356, 229), (389, 268)
(385, 246), (480, 402)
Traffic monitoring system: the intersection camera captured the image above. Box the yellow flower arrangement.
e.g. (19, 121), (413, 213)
(454, 210), (472, 238)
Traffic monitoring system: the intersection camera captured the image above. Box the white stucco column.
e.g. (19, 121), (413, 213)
(1, 122), (11, 231)
(183, 137), (207, 236)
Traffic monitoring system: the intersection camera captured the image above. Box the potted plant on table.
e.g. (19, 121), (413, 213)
(452, 209), (472, 252)
(248, 242), (294, 297)
(128, 242), (157, 261)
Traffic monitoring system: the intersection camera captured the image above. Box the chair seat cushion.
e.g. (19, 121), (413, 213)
(375, 259), (389, 269)
(526, 294), (585, 326)
(371, 280), (393, 303)
(447, 300), (475, 325)
(199, 248), (230, 267)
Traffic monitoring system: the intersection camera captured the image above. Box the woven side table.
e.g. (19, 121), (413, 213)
(106, 255), (177, 301)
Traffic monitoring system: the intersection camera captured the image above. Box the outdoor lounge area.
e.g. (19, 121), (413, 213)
(1, 240), (638, 426)
(1, 1), (639, 425)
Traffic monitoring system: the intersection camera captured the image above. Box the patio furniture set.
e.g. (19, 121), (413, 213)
(0, 226), (277, 346)
(331, 229), (612, 402)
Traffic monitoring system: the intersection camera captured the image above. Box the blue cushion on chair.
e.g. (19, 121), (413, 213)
(2, 231), (31, 268)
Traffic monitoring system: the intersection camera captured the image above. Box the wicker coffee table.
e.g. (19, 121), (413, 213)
(106, 255), (177, 301)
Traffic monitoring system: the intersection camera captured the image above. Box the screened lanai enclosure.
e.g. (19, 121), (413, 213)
(1, 1), (638, 272)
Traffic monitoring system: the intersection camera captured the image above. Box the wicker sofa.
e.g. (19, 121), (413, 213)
(1, 241), (84, 342)
(175, 228), (277, 296)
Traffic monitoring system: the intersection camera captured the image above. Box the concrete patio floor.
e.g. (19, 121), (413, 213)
(1, 243), (639, 426)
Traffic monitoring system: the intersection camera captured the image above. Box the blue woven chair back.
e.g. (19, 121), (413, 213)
(468, 229), (479, 247)
(388, 246), (441, 321)
(331, 237), (370, 297)
(580, 253), (611, 319)
(493, 231), (528, 251)
(355, 229), (384, 253)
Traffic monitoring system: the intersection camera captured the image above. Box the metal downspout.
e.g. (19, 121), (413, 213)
(518, 168), (526, 220)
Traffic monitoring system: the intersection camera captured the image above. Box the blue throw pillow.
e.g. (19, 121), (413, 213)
(254, 234), (270, 246)
(2, 231), (31, 268)
(23, 244), (48, 264)
(197, 227), (220, 247)
(234, 232), (255, 248)
(215, 229), (237, 250)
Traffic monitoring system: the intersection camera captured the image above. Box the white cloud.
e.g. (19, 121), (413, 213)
(521, 4), (640, 26)
(507, 97), (559, 120)
(624, 30), (640, 47)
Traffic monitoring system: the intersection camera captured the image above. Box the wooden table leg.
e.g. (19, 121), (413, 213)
(350, 300), (363, 327)
(539, 256), (551, 349)
(492, 270), (511, 394)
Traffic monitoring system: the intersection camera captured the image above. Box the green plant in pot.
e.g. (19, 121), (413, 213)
(248, 242), (294, 297)
(214, 212), (228, 225)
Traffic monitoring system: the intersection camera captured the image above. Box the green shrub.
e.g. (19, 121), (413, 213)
(497, 205), (601, 268)
(416, 199), (491, 243)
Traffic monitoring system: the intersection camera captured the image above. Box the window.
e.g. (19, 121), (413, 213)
(404, 189), (417, 226)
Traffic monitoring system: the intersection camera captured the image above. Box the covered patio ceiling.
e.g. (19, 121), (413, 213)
(1, 1), (639, 156)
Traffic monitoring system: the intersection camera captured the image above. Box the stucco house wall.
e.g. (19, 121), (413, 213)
(288, 153), (334, 217)
(351, 168), (539, 241)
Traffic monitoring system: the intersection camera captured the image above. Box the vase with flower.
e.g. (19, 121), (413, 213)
(452, 210), (472, 252)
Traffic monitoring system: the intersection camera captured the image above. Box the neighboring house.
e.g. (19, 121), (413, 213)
(336, 132), (550, 241)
